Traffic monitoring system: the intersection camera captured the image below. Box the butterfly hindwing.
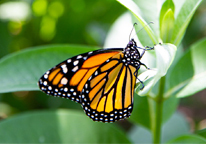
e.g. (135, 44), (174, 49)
(38, 48), (124, 104)
(81, 52), (137, 122)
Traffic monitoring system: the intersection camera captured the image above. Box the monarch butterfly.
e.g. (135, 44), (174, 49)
(38, 26), (154, 123)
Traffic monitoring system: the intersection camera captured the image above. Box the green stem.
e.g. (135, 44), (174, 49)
(149, 76), (165, 144)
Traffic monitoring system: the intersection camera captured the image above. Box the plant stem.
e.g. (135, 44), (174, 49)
(149, 76), (165, 144)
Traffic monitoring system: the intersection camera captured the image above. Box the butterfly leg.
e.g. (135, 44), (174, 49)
(136, 59), (150, 70)
(140, 62), (150, 70)
(145, 46), (154, 50)
(133, 66), (145, 90)
(136, 77), (145, 90)
(136, 46), (154, 51)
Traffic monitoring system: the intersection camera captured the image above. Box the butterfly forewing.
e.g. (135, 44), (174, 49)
(38, 48), (123, 104)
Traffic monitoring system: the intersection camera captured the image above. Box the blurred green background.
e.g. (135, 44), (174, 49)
(0, 0), (206, 132)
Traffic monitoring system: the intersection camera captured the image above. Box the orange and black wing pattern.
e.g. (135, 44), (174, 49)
(38, 48), (123, 104)
(38, 39), (148, 123)
(81, 52), (137, 122)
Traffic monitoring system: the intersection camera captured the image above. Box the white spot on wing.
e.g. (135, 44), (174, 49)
(88, 76), (92, 81)
(73, 60), (79, 66)
(77, 55), (82, 59)
(94, 71), (98, 76)
(64, 87), (68, 92)
(61, 64), (68, 73)
(67, 59), (71, 63)
(85, 84), (88, 89)
(48, 86), (52, 90)
(43, 81), (47, 86)
(61, 77), (68, 85)
(72, 66), (78, 72)
(88, 51), (93, 55)
(44, 74), (48, 79)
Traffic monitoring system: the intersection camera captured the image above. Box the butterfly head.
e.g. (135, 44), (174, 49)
(127, 38), (136, 47)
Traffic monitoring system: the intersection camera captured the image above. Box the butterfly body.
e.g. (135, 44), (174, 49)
(38, 39), (152, 122)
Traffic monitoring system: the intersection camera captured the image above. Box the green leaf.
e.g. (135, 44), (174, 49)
(166, 38), (206, 98)
(171, 0), (203, 46)
(117, 0), (202, 47)
(160, 0), (175, 43)
(0, 110), (130, 143)
(160, 9), (175, 42)
(167, 134), (206, 144)
(117, 0), (159, 46)
(160, 0), (175, 29)
(0, 45), (98, 93)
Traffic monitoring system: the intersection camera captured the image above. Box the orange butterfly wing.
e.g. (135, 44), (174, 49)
(81, 53), (137, 122)
(39, 39), (149, 123)
(38, 48), (123, 104)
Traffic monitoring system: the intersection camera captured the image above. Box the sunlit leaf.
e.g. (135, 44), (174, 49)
(171, 0), (203, 46)
(117, 0), (158, 46)
(160, 9), (175, 42)
(160, 0), (175, 30)
(166, 38), (206, 98)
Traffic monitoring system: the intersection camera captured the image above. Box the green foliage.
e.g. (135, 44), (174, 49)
(0, 0), (206, 143)
(160, 0), (175, 42)
(0, 45), (98, 93)
(0, 110), (130, 143)
(167, 38), (206, 98)
(167, 135), (206, 144)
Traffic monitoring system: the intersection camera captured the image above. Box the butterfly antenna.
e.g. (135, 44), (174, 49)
(129, 23), (138, 41)
(136, 21), (154, 34)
